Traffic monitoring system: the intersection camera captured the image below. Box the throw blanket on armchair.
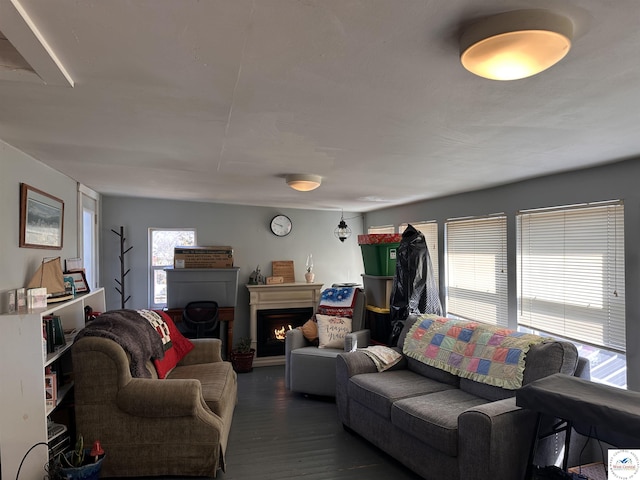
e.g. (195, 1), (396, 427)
(403, 314), (549, 389)
(75, 309), (166, 378)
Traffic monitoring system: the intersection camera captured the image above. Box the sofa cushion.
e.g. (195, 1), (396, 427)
(299, 317), (319, 344)
(151, 310), (195, 379)
(168, 361), (236, 416)
(391, 389), (490, 457)
(407, 357), (460, 386)
(348, 370), (456, 420)
(317, 314), (352, 348)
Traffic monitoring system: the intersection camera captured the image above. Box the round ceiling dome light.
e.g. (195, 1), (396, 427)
(460, 10), (573, 81)
(285, 174), (322, 192)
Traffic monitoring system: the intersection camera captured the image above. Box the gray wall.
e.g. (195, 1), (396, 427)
(364, 157), (640, 391)
(101, 196), (365, 343)
(1, 141), (80, 295)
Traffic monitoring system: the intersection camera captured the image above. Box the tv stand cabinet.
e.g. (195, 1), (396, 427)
(0, 288), (105, 480)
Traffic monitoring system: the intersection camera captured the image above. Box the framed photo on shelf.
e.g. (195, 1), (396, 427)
(19, 183), (64, 249)
(65, 257), (83, 272)
(65, 270), (90, 293)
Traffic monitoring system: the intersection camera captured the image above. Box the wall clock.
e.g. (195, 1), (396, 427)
(270, 214), (292, 237)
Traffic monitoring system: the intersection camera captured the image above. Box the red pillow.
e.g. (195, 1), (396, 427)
(152, 310), (195, 379)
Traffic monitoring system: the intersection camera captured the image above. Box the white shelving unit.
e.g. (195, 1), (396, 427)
(0, 288), (105, 480)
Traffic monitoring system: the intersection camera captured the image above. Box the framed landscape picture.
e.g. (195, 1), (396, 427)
(19, 183), (64, 249)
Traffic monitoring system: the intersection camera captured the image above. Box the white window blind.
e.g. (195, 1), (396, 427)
(517, 202), (625, 352)
(368, 225), (395, 234)
(445, 215), (508, 326)
(400, 222), (439, 285)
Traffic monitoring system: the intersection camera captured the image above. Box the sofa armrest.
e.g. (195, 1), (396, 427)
(285, 328), (309, 351)
(178, 338), (223, 366)
(458, 397), (538, 480)
(336, 350), (379, 425)
(117, 377), (215, 418)
(344, 329), (370, 351)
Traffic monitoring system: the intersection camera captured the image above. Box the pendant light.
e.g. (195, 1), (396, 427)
(334, 211), (352, 242)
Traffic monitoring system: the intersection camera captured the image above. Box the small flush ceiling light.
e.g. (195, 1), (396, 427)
(286, 174), (322, 192)
(460, 9), (573, 81)
(334, 211), (352, 242)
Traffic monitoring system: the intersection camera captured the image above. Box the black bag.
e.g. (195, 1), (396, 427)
(388, 224), (442, 345)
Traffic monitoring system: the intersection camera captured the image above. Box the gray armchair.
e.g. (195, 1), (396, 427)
(285, 287), (369, 397)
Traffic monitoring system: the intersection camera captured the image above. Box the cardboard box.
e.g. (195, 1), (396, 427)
(174, 246), (234, 269)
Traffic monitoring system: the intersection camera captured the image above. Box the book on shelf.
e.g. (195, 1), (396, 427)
(43, 315), (66, 353)
(45, 372), (57, 408)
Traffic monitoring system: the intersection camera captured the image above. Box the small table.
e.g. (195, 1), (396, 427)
(516, 373), (640, 476)
(165, 307), (234, 359)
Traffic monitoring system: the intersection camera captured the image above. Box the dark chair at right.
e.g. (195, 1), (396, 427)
(181, 301), (220, 339)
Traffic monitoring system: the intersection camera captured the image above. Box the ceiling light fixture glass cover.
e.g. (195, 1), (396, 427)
(460, 10), (573, 81)
(286, 174), (322, 192)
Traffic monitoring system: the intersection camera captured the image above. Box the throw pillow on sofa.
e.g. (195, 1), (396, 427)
(299, 317), (319, 344)
(316, 314), (352, 348)
(150, 310), (195, 378)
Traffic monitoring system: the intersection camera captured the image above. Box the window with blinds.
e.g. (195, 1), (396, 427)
(368, 225), (395, 234)
(399, 222), (439, 285)
(445, 215), (508, 326)
(517, 201), (625, 352)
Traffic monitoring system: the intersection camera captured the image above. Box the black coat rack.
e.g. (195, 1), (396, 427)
(111, 226), (132, 308)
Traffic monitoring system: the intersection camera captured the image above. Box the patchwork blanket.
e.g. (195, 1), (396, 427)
(75, 309), (166, 378)
(403, 314), (549, 389)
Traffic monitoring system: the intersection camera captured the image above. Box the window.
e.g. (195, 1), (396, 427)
(445, 215), (508, 326)
(78, 185), (99, 290)
(399, 221), (439, 285)
(368, 225), (395, 234)
(517, 201), (625, 351)
(149, 228), (196, 308)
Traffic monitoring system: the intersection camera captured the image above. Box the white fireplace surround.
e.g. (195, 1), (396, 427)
(247, 283), (323, 366)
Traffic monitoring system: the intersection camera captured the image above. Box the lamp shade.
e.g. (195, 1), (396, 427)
(460, 10), (573, 81)
(286, 174), (322, 192)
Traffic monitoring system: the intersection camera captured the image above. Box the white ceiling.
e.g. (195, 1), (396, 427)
(1, 0), (639, 212)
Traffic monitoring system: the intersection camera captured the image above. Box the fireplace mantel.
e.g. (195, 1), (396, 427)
(247, 283), (323, 366)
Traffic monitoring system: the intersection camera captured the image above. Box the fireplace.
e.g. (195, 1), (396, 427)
(256, 307), (313, 357)
(247, 283), (323, 366)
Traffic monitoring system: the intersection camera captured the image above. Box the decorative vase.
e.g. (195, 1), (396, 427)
(305, 272), (315, 283)
(230, 349), (255, 373)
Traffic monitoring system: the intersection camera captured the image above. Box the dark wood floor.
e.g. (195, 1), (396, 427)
(103, 365), (423, 480)
(217, 365), (423, 480)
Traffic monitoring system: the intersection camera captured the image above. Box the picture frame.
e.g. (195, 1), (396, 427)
(19, 183), (64, 249)
(65, 270), (90, 293)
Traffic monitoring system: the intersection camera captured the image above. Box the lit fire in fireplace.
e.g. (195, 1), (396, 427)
(274, 324), (293, 341)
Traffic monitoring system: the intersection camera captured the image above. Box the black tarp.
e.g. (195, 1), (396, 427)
(388, 224), (442, 345)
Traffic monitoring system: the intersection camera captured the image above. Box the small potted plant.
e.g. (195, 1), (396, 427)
(49, 435), (105, 480)
(230, 337), (255, 373)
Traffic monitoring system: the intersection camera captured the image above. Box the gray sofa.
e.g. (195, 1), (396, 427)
(336, 314), (586, 480)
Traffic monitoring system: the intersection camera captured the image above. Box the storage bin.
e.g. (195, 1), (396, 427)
(359, 243), (400, 276)
(362, 274), (393, 309)
(365, 305), (392, 345)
